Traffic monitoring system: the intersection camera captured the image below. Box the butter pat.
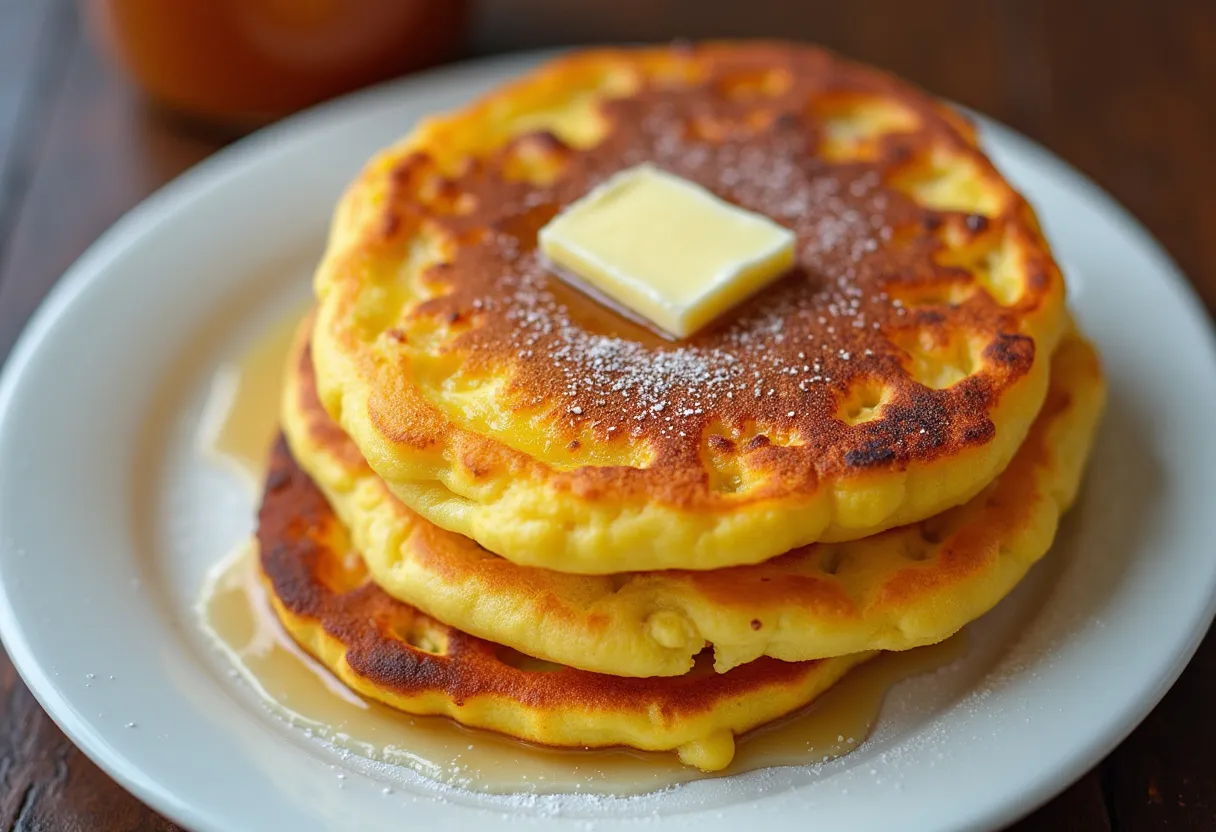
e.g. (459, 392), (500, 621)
(538, 163), (796, 338)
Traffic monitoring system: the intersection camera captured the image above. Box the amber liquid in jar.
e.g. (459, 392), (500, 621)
(84, 0), (469, 129)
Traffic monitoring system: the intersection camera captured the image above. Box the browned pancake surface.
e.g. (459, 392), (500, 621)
(257, 434), (871, 768)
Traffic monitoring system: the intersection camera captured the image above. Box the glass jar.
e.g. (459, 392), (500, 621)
(84, 0), (469, 130)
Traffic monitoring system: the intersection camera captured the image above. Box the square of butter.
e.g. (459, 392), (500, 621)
(538, 163), (796, 338)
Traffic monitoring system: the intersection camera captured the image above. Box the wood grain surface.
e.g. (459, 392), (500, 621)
(0, 1), (1212, 829)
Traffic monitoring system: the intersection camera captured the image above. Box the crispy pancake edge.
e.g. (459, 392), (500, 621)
(257, 437), (872, 771)
(287, 318), (1105, 677)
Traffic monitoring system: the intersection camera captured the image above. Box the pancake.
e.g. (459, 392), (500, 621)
(312, 43), (1069, 574)
(257, 436), (872, 771)
(287, 320), (1104, 677)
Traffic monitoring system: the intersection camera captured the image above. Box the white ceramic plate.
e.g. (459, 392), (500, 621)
(1, 51), (1215, 832)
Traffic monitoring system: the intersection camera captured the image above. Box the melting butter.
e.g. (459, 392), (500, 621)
(539, 163), (795, 339)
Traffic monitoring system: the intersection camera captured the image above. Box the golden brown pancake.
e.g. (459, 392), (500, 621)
(257, 436), (871, 771)
(287, 319), (1104, 677)
(311, 42), (1069, 573)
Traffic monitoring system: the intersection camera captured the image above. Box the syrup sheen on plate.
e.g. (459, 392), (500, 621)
(196, 312), (967, 795)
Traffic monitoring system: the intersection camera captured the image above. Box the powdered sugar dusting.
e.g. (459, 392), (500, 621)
(502, 253), (748, 436)
(399, 47), (1028, 471)
(440, 91), (952, 443)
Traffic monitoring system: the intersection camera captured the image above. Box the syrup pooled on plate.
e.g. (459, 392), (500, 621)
(197, 312), (302, 483)
(196, 313), (967, 795)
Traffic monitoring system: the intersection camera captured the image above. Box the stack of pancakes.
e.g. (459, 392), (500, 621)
(257, 43), (1104, 772)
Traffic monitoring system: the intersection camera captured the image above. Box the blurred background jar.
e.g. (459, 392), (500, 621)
(83, 0), (470, 132)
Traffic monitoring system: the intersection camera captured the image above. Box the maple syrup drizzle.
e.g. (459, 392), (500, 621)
(196, 313), (967, 795)
(197, 312), (301, 484)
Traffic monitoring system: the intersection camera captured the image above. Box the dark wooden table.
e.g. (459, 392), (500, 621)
(1, 1), (1213, 829)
